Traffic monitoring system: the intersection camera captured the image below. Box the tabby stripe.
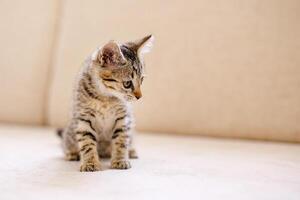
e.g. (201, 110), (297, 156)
(77, 131), (96, 141)
(77, 118), (96, 132)
(85, 73), (95, 89)
(102, 83), (116, 90)
(112, 127), (130, 139)
(119, 143), (126, 148)
(82, 80), (98, 99)
(121, 45), (142, 76)
(85, 73), (92, 83)
(112, 115), (127, 130)
(112, 129), (123, 139)
(77, 138), (86, 142)
(83, 147), (93, 154)
(82, 111), (95, 118)
(116, 108), (126, 116)
(103, 78), (117, 82)
(82, 108), (96, 117)
(107, 86), (116, 90)
(80, 143), (95, 152)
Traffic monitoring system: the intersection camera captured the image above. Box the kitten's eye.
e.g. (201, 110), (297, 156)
(123, 81), (132, 89)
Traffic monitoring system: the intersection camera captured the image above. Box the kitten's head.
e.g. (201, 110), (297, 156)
(93, 35), (154, 101)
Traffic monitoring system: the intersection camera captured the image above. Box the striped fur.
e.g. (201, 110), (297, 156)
(60, 35), (153, 172)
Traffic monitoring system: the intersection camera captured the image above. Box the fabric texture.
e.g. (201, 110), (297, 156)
(0, 0), (299, 142)
(0, 125), (300, 200)
(0, 0), (59, 125)
(47, 0), (300, 142)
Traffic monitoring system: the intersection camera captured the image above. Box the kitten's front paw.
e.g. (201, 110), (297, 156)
(111, 160), (131, 169)
(129, 149), (138, 159)
(80, 161), (102, 172)
(65, 152), (80, 161)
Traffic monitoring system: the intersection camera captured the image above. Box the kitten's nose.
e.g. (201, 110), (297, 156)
(133, 89), (142, 99)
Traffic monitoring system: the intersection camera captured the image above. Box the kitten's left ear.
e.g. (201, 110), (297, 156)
(128, 35), (154, 56)
(97, 41), (126, 68)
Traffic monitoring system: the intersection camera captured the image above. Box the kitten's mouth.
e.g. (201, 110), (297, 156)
(125, 95), (137, 101)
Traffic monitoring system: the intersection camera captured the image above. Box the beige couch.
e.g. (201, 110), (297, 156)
(1, 0), (300, 142)
(0, 1), (300, 199)
(0, 0), (300, 142)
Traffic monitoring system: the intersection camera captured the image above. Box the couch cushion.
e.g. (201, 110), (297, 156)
(47, 0), (300, 142)
(1, 125), (300, 199)
(0, 0), (59, 125)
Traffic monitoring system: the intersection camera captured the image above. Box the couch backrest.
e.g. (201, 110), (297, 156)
(0, 0), (59, 125)
(1, 0), (300, 142)
(47, 0), (300, 142)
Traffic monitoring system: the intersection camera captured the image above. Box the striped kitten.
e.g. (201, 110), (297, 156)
(60, 35), (153, 172)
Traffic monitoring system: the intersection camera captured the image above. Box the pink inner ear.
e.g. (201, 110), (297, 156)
(99, 42), (125, 68)
(102, 49), (116, 67)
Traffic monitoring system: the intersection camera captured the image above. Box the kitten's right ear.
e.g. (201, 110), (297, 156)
(127, 35), (154, 56)
(97, 41), (126, 68)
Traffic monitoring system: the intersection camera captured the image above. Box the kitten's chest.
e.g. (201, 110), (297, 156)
(90, 100), (129, 140)
(94, 108), (115, 139)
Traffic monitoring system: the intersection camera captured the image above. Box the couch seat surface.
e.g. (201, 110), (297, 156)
(0, 125), (299, 200)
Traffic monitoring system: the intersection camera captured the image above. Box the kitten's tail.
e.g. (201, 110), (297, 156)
(56, 128), (64, 138)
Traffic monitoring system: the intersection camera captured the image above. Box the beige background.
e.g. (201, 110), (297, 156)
(47, 0), (300, 142)
(0, 0), (59, 124)
(0, 0), (299, 142)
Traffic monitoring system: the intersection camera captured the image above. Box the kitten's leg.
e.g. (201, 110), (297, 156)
(62, 123), (80, 161)
(111, 128), (131, 169)
(75, 119), (101, 172)
(129, 148), (138, 159)
(129, 134), (138, 159)
(98, 141), (111, 158)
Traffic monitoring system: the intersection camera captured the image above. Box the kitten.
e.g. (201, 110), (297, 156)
(59, 35), (153, 172)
